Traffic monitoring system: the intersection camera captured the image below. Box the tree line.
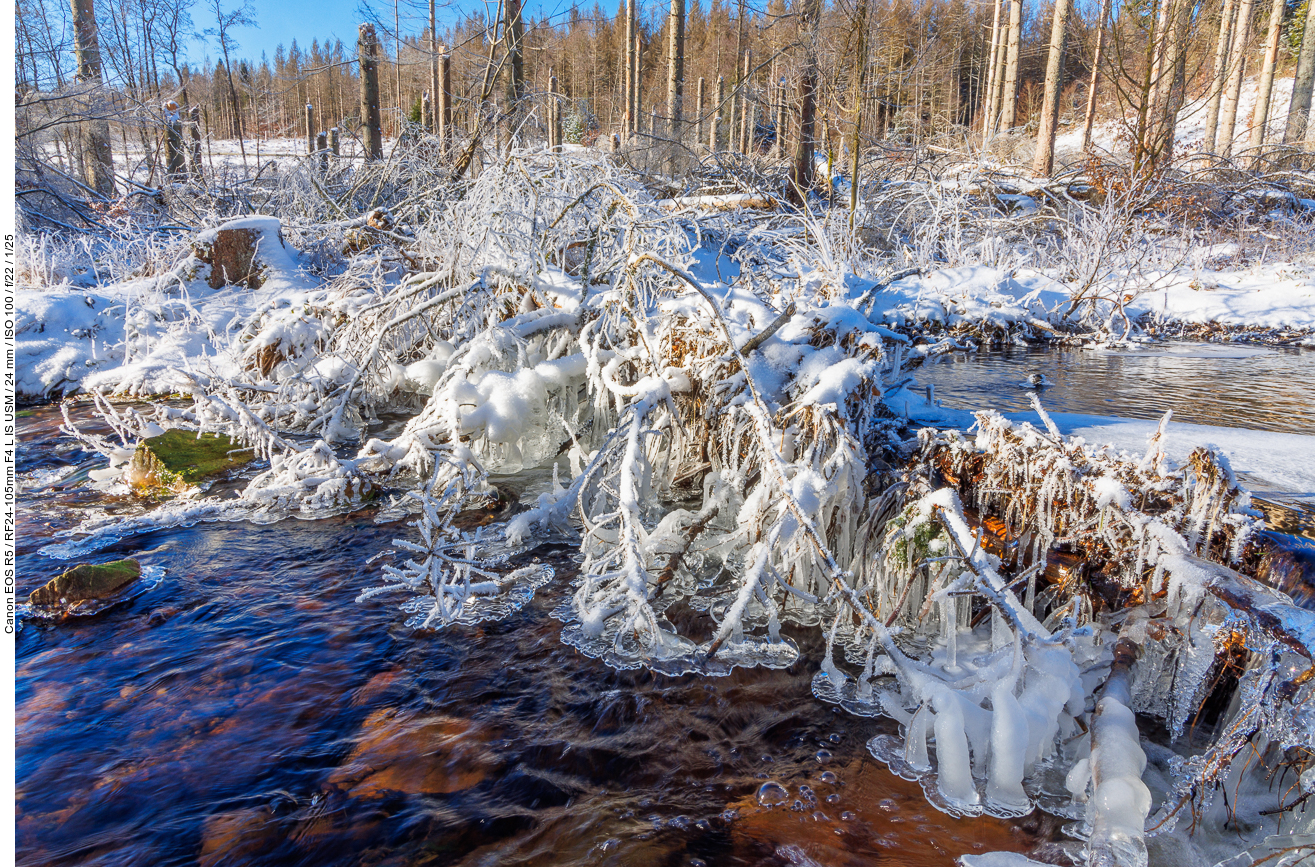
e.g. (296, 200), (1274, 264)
(16, 0), (1315, 208)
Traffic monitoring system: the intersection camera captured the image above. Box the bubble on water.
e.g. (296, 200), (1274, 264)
(878, 798), (896, 811)
(815, 749), (832, 763)
(690, 860), (708, 867)
(695, 819), (712, 832)
(828, 733), (843, 744)
(819, 771), (839, 785)
(841, 811), (857, 821)
(826, 793), (841, 805)
(596, 838), (620, 853)
(761, 754), (774, 763)
(812, 811), (830, 822)
(791, 800), (806, 812)
(756, 781), (789, 807)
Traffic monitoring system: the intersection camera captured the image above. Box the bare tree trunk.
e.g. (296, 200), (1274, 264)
(634, 34), (644, 135)
(1219, 0), (1256, 158)
(624, 0), (636, 136)
(306, 102), (315, 154)
(505, 0), (525, 143)
(69, 0), (115, 196)
(1203, 0), (1237, 154)
(789, 0), (821, 202)
(695, 76), (705, 146)
(359, 23), (384, 161)
(439, 49), (452, 155)
(1032, 0), (1072, 175)
(849, 0), (870, 225)
(189, 106), (203, 178)
(1000, 0), (1022, 130)
(549, 73), (561, 149)
(1248, 0), (1285, 157)
(712, 74), (724, 149)
(165, 111), (185, 177)
(429, 0), (439, 133)
(1081, 0), (1111, 151)
(983, 0), (1004, 140)
(732, 0), (747, 151)
(739, 48), (753, 153)
(666, 0), (685, 145)
(1284, 4), (1315, 145)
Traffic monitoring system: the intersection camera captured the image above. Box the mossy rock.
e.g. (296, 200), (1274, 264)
(29, 559), (142, 606)
(126, 429), (255, 492)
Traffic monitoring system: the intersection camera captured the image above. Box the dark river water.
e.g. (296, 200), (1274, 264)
(915, 342), (1315, 436)
(15, 406), (1047, 867)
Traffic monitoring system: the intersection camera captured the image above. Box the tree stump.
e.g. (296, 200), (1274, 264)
(198, 227), (264, 289)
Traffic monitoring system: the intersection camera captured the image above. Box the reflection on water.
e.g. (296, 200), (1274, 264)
(917, 343), (1315, 436)
(916, 343), (1315, 606)
(16, 406), (1043, 867)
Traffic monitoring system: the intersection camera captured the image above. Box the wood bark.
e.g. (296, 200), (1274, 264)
(1218, 0), (1256, 158)
(695, 76), (705, 147)
(359, 24), (384, 161)
(1000, 0), (1022, 130)
(850, 0), (870, 224)
(739, 48), (753, 153)
(306, 101), (315, 154)
(1247, 0), (1286, 156)
(666, 0), (685, 142)
(712, 74), (724, 150)
(505, 0), (525, 128)
(549, 73), (561, 149)
(1204, 0), (1238, 154)
(982, 0), (1004, 140)
(69, 0), (115, 196)
(1284, 4), (1315, 145)
(429, 0), (439, 133)
(789, 0), (821, 202)
(1032, 0), (1072, 175)
(1081, 0), (1111, 152)
(624, 0), (636, 136)
(439, 50), (452, 155)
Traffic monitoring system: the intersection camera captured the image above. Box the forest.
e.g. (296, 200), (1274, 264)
(11, 0), (1315, 865)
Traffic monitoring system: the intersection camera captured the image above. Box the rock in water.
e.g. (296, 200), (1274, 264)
(29, 559), (142, 606)
(125, 429), (255, 493)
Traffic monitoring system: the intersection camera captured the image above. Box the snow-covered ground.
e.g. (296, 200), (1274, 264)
(1055, 74), (1297, 158)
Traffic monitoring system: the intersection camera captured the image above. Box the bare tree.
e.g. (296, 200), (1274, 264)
(789, 0), (821, 202)
(1203, 0), (1238, 154)
(666, 0), (685, 143)
(1218, 0), (1255, 158)
(1000, 0), (1022, 130)
(1284, 3), (1315, 145)
(69, 0), (116, 196)
(359, 22), (384, 160)
(1247, 0), (1285, 157)
(1081, 0), (1111, 151)
(1032, 0), (1072, 175)
(205, 0), (255, 172)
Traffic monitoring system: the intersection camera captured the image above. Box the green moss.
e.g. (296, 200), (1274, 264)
(16, 409), (35, 417)
(131, 429), (255, 491)
(29, 559), (142, 606)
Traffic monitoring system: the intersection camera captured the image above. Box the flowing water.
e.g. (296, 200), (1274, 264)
(17, 342), (1315, 865)
(15, 406), (1044, 867)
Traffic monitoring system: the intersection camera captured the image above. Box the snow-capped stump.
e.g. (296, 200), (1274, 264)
(126, 429), (255, 493)
(29, 559), (141, 607)
(191, 216), (293, 289)
(343, 208), (398, 254)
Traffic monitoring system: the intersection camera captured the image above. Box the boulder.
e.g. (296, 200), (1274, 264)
(125, 429), (255, 493)
(29, 559), (141, 607)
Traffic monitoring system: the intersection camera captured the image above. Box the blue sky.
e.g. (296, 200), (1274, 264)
(200, 0), (624, 65)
